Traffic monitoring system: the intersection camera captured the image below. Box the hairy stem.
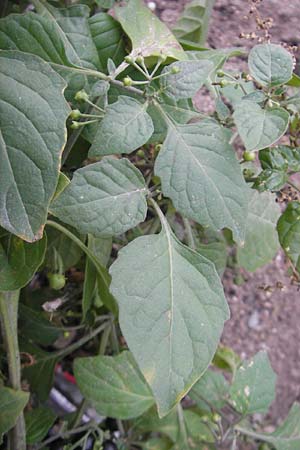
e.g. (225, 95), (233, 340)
(0, 290), (26, 450)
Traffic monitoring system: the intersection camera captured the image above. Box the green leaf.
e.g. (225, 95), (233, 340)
(44, 222), (84, 272)
(19, 303), (61, 346)
(238, 403), (300, 450)
(143, 437), (173, 450)
(212, 344), (241, 375)
(0, 12), (71, 66)
(160, 60), (214, 100)
(114, 0), (185, 61)
(197, 240), (227, 276)
(51, 158), (148, 237)
(22, 343), (58, 401)
(88, 12), (126, 72)
(189, 369), (229, 411)
(154, 120), (249, 244)
(0, 50), (70, 242)
(89, 97), (154, 156)
(136, 407), (179, 442)
(82, 235), (112, 320)
(0, 234), (46, 291)
(237, 191), (281, 271)
(0, 386), (29, 443)
(32, 0), (100, 70)
(229, 351), (276, 415)
(110, 209), (229, 417)
(260, 146), (300, 173)
(25, 406), (56, 444)
(172, 0), (215, 48)
(183, 409), (215, 444)
(268, 402), (300, 450)
(277, 201), (300, 273)
(248, 44), (294, 87)
(233, 100), (289, 152)
(287, 73), (300, 87)
(74, 351), (155, 419)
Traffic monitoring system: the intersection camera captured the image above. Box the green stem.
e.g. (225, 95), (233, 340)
(234, 426), (270, 443)
(46, 220), (111, 296)
(0, 290), (26, 450)
(35, 422), (98, 450)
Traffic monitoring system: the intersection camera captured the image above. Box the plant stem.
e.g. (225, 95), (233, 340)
(0, 290), (27, 450)
(35, 422), (98, 450)
(234, 426), (269, 443)
(46, 220), (111, 296)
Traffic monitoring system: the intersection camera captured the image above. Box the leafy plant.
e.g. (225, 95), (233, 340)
(0, 0), (300, 449)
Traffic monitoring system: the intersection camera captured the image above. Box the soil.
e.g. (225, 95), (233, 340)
(152, 0), (300, 430)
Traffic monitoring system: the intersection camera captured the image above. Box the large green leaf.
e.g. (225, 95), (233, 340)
(89, 97), (154, 156)
(32, 0), (100, 70)
(25, 406), (56, 444)
(189, 369), (229, 411)
(0, 234), (46, 291)
(110, 209), (229, 417)
(237, 191), (281, 271)
(229, 351), (276, 415)
(136, 407), (179, 442)
(0, 12), (70, 66)
(277, 201), (300, 272)
(0, 50), (69, 241)
(233, 100), (289, 152)
(51, 158), (148, 237)
(74, 351), (154, 419)
(248, 43), (294, 87)
(154, 120), (249, 244)
(114, 0), (185, 61)
(160, 60), (214, 100)
(0, 386), (29, 443)
(88, 12), (126, 72)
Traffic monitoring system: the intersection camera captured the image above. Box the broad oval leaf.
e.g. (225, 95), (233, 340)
(0, 50), (70, 241)
(237, 191), (281, 271)
(0, 234), (46, 291)
(277, 201), (300, 273)
(229, 351), (276, 415)
(74, 351), (154, 419)
(233, 100), (289, 152)
(89, 97), (154, 156)
(114, 0), (185, 61)
(154, 120), (249, 244)
(51, 158), (148, 237)
(0, 386), (29, 443)
(160, 60), (214, 100)
(88, 12), (126, 72)
(110, 212), (229, 417)
(248, 43), (294, 87)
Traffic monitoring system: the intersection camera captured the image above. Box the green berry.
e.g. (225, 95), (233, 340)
(47, 273), (66, 290)
(219, 79), (230, 88)
(136, 149), (145, 158)
(74, 90), (89, 102)
(158, 53), (167, 63)
(123, 76), (133, 86)
(70, 121), (80, 129)
(217, 69), (225, 77)
(70, 109), (81, 120)
(170, 66), (180, 74)
(136, 55), (144, 65)
(124, 55), (134, 64)
(243, 150), (256, 161)
(155, 143), (162, 153)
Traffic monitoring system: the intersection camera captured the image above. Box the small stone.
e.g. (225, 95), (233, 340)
(248, 310), (260, 330)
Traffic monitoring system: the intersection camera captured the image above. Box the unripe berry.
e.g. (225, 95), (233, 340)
(124, 55), (134, 64)
(74, 90), (89, 102)
(70, 109), (81, 120)
(219, 79), (230, 88)
(47, 273), (66, 290)
(136, 55), (144, 65)
(71, 121), (80, 129)
(123, 76), (133, 86)
(243, 150), (256, 161)
(171, 66), (180, 74)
